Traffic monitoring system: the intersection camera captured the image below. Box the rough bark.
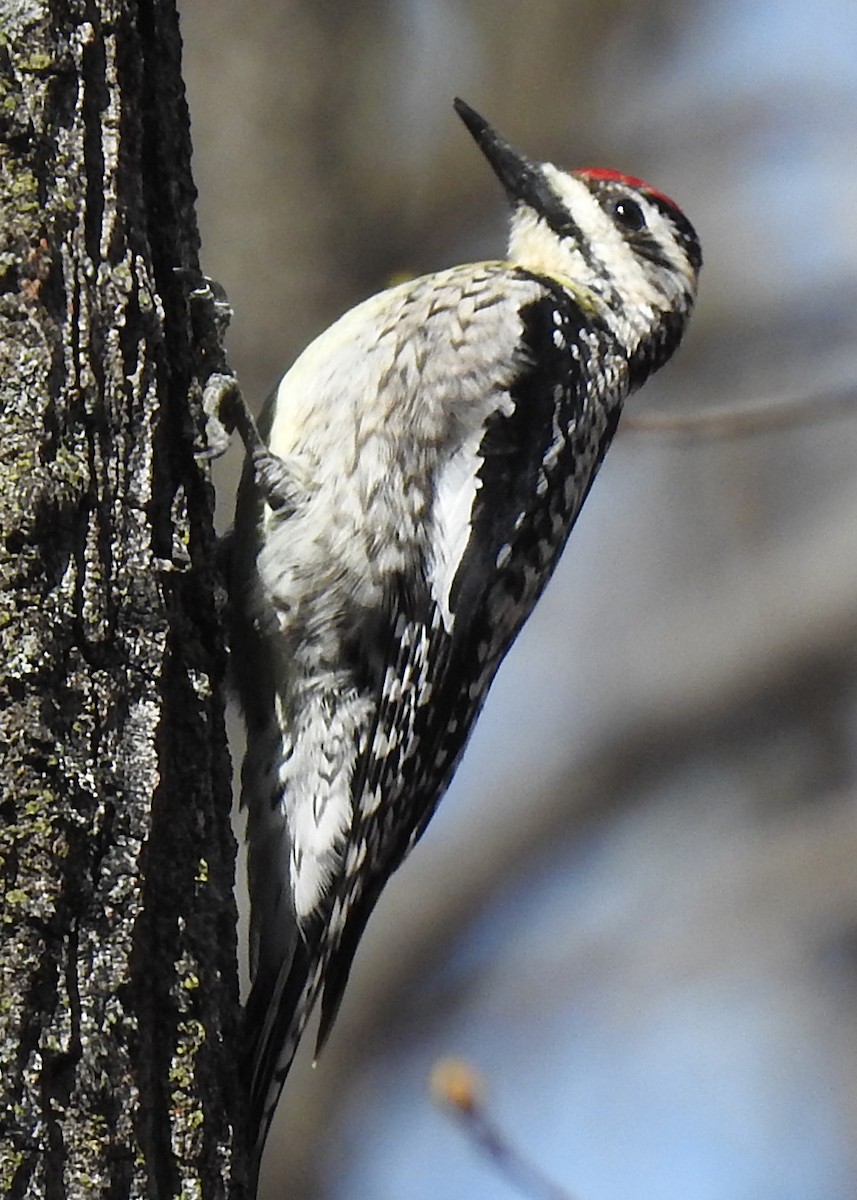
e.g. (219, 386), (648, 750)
(0, 1), (244, 1196)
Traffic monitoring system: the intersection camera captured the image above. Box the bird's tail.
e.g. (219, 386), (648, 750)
(244, 941), (324, 1187)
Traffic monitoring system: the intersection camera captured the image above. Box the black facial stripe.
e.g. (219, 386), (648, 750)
(519, 196), (627, 317)
(523, 193), (605, 280)
(630, 232), (675, 271)
(649, 196), (703, 274)
(520, 168), (631, 287)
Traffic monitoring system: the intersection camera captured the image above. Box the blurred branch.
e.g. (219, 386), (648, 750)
(623, 384), (856, 440)
(431, 1059), (580, 1200)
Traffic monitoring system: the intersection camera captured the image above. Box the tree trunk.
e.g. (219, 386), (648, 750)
(0, 1), (244, 1196)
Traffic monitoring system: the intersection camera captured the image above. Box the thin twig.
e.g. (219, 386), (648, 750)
(430, 1059), (581, 1200)
(623, 384), (856, 441)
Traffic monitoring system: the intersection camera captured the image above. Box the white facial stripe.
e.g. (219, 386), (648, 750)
(541, 164), (658, 309)
(640, 201), (694, 278)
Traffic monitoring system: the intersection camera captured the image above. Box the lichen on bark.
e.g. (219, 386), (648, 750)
(0, 1), (244, 1196)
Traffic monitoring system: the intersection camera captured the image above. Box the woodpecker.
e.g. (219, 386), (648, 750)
(226, 98), (701, 1164)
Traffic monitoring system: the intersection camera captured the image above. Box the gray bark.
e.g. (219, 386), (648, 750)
(0, 1), (244, 1196)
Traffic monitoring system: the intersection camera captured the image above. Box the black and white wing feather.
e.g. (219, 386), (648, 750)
(240, 271), (634, 1152)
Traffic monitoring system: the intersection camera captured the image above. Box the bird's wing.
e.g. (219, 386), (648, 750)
(315, 278), (623, 1044)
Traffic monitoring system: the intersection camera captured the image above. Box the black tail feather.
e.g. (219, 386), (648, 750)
(243, 939), (315, 1182)
(315, 877), (387, 1055)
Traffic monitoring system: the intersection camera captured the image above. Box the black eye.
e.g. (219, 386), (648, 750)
(611, 196), (646, 232)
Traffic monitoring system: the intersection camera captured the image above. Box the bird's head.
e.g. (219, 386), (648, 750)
(454, 98), (701, 349)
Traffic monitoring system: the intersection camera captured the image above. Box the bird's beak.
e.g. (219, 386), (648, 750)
(454, 98), (551, 213)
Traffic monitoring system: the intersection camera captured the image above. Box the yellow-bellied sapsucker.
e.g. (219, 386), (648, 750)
(224, 98), (701, 1163)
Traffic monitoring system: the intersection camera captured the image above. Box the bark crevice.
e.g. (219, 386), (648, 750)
(0, 2), (245, 1196)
